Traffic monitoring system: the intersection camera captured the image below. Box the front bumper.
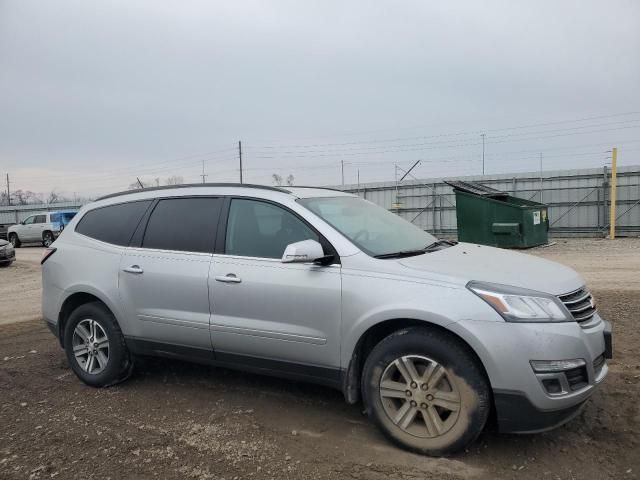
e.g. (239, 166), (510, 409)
(449, 314), (611, 432)
(0, 249), (15, 263)
(493, 390), (587, 433)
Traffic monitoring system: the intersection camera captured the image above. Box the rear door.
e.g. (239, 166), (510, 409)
(118, 197), (222, 352)
(33, 214), (47, 241)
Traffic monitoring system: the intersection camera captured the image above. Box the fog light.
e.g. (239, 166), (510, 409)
(530, 359), (586, 373)
(542, 378), (563, 394)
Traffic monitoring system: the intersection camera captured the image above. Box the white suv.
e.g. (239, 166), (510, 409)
(8, 210), (77, 248)
(41, 184), (611, 455)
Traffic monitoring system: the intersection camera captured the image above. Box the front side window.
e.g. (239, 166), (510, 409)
(76, 200), (152, 246)
(225, 199), (318, 259)
(142, 197), (221, 253)
(23, 216), (36, 225)
(298, 196), (437, 257)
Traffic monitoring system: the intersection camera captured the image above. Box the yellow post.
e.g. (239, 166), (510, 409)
(609, 147), (617, 239)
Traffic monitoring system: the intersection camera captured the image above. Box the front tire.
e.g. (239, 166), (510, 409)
(361, 327), (490, 456)
(9, 233), (20, 248)
(63, 302), (133, 387)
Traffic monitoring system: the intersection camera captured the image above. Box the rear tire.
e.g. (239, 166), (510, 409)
(42, 231), (54, 247)
(361, 327), (490, 456)
(63, 302), (133, 387)
(9, 233), (20, 248)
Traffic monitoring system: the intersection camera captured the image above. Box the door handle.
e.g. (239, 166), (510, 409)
(123, 265), (144, 274)
(215, 274), (241, 284)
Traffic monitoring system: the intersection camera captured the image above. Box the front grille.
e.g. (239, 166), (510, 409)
(558, 287), (597, 325)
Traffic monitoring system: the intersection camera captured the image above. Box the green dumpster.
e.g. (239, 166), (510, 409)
(446, 180), (549, 248)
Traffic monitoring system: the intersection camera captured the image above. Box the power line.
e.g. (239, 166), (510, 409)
(246, 112), (640, 150)
(246, 120), (640, 157)
(244, 124), (640, 160)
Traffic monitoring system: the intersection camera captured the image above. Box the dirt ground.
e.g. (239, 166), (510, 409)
(1, 240), (639, 479)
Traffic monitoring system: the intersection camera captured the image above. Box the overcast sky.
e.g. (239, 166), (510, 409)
(1, 0), (639, 198)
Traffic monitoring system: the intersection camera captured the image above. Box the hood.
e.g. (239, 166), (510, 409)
(0, 239), (9, 247)
(397, 243), (583, 295)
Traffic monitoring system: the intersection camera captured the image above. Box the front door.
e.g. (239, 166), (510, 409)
(209, 198), (342, 372)
(118, 197), (223, 351)
(19, 215), (37, 241)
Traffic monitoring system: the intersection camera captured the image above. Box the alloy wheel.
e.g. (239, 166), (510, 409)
(72, 319), (110, 374)
(379, 355), (461, 438)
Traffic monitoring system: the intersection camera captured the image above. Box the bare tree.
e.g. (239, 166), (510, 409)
(286, 174), (295, 186)
(272, 173), (283, 186)
(47, 190), (59, 204)
(165, 175), (184, 185)
(12, 189), (37, 205)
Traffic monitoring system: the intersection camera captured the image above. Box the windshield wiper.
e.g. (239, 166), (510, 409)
(423, 239), (458, 250)
(373, 240), (458, 259)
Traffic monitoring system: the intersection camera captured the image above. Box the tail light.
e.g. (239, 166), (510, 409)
(41, 247), (57, 265)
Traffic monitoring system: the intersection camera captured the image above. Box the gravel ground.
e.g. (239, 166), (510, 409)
(0, 240), (639, 479)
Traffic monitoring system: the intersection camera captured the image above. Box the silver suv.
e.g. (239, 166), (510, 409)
(9, 210), (77, 248)
(41, 184), (611, 455)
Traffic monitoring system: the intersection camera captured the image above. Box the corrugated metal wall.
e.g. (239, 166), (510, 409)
(1, 165), (638, 237)
(339, 165), (640, 237)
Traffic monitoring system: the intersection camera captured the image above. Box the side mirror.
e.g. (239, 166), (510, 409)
(281, 239), (325, 264)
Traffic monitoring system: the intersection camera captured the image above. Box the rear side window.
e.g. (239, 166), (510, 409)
(76, 201), (152, 246)
(142, 197), (221, 253)
(34, 215), (46, 224)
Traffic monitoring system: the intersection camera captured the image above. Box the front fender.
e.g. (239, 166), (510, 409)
(341, 305), (456, 369)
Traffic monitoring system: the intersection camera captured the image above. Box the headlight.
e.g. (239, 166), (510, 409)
(467, 281), (571, 323)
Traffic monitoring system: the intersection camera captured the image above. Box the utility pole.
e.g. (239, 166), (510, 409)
(6, 173), (10, 206)
(238, 141), (243, 184)
(480, 133), (486, 176)
(539, 153), (543, 203)
(341, 160), (345, 186)
(200, 159), (208, 184)
(357, 169), (360, 195)
(610, 147), (618, 239)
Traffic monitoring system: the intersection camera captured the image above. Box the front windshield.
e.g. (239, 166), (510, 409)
(298, 196), (437, 257)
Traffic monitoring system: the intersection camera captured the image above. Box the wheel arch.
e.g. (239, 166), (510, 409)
(57, 290), (119, 347)
(342, 318), (491, 406)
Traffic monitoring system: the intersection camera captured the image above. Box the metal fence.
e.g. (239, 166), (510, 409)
(339, 165), (640, 237)
(1, 165), (638, 238)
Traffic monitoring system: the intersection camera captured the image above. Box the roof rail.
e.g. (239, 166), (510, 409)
(287, 185), (347, 193)
(96, 183), (291, 202)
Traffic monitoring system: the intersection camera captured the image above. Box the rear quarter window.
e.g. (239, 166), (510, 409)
(75, 201), (152, 246)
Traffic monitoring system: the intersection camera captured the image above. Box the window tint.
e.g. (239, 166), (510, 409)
(76, 201), (152, 246)
(142, 197), (221, 253)
(35, 215), (46, 224)
(225, 199), (319, 259)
